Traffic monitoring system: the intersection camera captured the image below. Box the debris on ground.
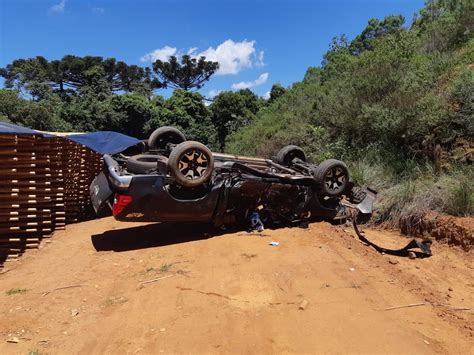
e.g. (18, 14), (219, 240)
(298, 300), (309, 310)
(249, 212), (265, 232)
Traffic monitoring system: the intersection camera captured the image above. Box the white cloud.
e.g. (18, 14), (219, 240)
(231, 72), (269, 90)
(196, 40), (259, 75)
(50, 0), (66, 13)
(141, 39), (264, 75)
(92, 7), (105, 14)
(140, 46), (177, 62)
(187, 47), (198, 55)
(256, 51), (265, 67)
(208, 89), (222, 99)
(263, 90), (271, 100)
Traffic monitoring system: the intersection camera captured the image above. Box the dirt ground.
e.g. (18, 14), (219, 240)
(0, 217), (473, 354)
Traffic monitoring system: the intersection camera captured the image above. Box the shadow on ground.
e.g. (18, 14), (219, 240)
(91, 222), (230, 252)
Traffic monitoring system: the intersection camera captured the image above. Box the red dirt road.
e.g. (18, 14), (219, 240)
(1, 217), (473, 354)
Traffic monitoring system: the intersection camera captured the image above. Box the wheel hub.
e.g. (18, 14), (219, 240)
(325, 167), (346, 191)
(178, 149), (208, 180)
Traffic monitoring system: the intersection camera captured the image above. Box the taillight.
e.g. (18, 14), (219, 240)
(112, 194), (133, 216)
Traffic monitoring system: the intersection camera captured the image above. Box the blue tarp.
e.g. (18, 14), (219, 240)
(0, 122), (44, 135)
(0, 122), (141, 154)
(66, 131), (141, 155)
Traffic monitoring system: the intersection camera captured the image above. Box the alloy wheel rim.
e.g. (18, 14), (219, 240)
(178, 149), (209, 179)
(324, 167), (346, 192)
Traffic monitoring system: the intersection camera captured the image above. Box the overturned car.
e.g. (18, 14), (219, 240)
(90, 126), (376, 229)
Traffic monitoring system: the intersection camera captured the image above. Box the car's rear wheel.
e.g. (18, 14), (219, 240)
(276, 145), (306, 167)
(168, 141), (214, 187)
(127, 154), (168, 174)
(313, 159), (349, 196)
(148, 126), (186, 150)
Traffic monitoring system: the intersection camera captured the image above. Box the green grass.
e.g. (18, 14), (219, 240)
(144, 263), (175, 273)
(6, 288), (27, 295)
(446, 177), (474, 217)
(373, 165), (473, 234)
(159, 263), (173, 272)
(347, 159), (394, 190)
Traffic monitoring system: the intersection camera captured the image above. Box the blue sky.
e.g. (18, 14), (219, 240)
(0, 0), (425, 98)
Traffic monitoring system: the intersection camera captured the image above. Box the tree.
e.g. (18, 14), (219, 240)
(349, 15), (405, 55)
(151, 55), (219, 91)
(0, 56), (50, 94)
(269, 84), (286, 102)
(104, 94), (156, 138)
(416, 0), (474, 52)
(303, 67), (323, 83)
(144, 90), (217, 147)
(210, 89), (260, 149)
(0, 89), (72, 131)
(1, 55), (153, 97)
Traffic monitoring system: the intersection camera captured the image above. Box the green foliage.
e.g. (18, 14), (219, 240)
(268, 84), (286, 102)
(447, 65), (474, 138)
(226, 1), (473, 217)
(0, 89), (72, 131)
(1, 55), (153, 96)
(374, 165), (474, 229)
(228, 1), (473, 167)
(416, 0), (474, 52)
(349, 15), (405, 55)
(210, 89), (261, 149)
(104, 94), (156, 139)
(151, 55), (219, 91)
(0, 53), (221, 140)
(445, 170), (474, 216)
(347, 159), (394, 190)
(144, 90), (218, 148)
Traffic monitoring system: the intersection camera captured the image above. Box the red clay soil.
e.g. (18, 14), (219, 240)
(0, 217), (473, 354)
(397, 212), (474, 251)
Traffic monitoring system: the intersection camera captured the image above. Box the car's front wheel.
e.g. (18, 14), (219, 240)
(168, 141), (214, 187)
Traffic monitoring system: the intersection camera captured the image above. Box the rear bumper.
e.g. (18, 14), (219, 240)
(103, 155), (132, 190)
(90, 155), (131, 215)
(90, 172), (113, 215)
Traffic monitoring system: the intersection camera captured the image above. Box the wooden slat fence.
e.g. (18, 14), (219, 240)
(0, 134), (102, 266)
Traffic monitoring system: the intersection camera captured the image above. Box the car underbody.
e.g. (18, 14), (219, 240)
(90, 127), (377, 230)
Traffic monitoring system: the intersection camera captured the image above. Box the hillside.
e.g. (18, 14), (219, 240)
(226, 0), (473, 227)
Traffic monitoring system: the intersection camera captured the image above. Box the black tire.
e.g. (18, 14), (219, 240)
(148, 126), (186, 150)
(276, 145), (306, 167)
(168, 141), (214, 187)
(313, 159), (350, 197)
(127, 154), (168, 174)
